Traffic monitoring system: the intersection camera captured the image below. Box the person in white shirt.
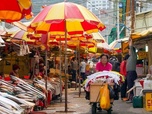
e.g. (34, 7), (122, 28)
(80, 58), (87, 82)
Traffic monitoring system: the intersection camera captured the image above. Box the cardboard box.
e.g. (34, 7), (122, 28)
(90, 83), (104, 102)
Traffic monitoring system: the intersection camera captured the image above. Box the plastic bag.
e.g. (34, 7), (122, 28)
(100, 84), (111, 110)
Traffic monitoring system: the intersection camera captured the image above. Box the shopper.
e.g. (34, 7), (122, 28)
(120, 54), (129, 101)
(71, 57), (78, 82)
(109, 56), (120, 72)
(85, 59), (90, 76)
(80, 58), (86, 82)
(126, 39), (137, 103)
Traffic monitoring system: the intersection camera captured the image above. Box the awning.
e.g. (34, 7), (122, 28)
(131, 27), (152, 40)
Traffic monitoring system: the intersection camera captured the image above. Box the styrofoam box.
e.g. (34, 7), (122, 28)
(134, 86), (143, 96)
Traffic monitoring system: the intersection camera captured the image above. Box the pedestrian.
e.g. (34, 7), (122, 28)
(80, 58), (86, 82)
(120, 54), (129, 101)
(85, 59), (90, 76)
(71, 57), (78, 82)
(96, 54), (112, 72)
(126, 38), (137, 103)
(109, 56), (120, 72)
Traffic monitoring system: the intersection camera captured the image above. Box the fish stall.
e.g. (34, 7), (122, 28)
(0, 74), (63, 114)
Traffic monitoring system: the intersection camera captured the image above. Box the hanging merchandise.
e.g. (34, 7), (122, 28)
(18, 45), (24, 56)
(16, 41), (25, 56)
(0, 36), (5, 47)
(25, 42), (31, 54)
(17, 41), (31, 56)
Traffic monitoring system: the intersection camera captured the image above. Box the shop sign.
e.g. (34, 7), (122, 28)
(138, 51), (148, 59)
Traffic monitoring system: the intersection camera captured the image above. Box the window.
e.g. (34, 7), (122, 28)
(92, 5), (95, 7)
(92, 1), (95, 4)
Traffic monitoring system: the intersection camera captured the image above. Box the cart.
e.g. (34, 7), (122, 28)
(90, 83), (112, 114)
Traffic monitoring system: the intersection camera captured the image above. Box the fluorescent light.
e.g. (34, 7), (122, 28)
(145, 44), (148, 52)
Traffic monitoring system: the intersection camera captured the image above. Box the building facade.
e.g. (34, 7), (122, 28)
(86, 0), (115, 43)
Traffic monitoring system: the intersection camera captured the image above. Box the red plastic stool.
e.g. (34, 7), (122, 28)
(47, 90), (52, 104)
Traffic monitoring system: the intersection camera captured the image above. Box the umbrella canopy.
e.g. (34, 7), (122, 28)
(67, 39), (96, 49)
(28, 2), (105, 35)
(88, 42), (111, 53)
(91, 32), (105, 41)
(10, 30), (36, 45)
(0, 0), (32, 22)
(109, 38), (128, 53)
(88, 32), (111, 53)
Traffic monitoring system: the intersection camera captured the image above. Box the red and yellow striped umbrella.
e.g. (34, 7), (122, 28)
(0, 0), (32, 22)
(10, 30), (37, 45)
(28, 2), (105, 35)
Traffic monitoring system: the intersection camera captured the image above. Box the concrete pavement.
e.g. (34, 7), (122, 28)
(40, 88), (152, 114)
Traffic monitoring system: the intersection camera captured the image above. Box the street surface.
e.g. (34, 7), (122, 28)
(40, 88), (152, 114)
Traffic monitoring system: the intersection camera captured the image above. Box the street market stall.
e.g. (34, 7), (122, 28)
(128, 27), (152, 111)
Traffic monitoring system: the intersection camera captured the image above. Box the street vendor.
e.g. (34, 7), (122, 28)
(10, 64), (20, 78)
(96, 54), (112, 72)
(126, 38), (137, 103)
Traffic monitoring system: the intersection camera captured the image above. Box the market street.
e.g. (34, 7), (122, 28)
(40, 88), (151, 114)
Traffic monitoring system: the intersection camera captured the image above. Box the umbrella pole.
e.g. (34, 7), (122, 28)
(45, 50), (48, 107)
(78, 44), (81, 97)
(78, 46), (81, 97)
(59, 41), (62, 102)
(64, 24), (68, 112)
(75, 48), (78, 90)
(45, 50), (48, 90)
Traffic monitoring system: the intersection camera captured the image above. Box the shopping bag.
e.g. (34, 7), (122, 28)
(100, 84), (111, 110)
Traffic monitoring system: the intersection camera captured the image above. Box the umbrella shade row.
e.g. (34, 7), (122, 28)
(8, 29), (112, 54)
(9, 30), (97, 50)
